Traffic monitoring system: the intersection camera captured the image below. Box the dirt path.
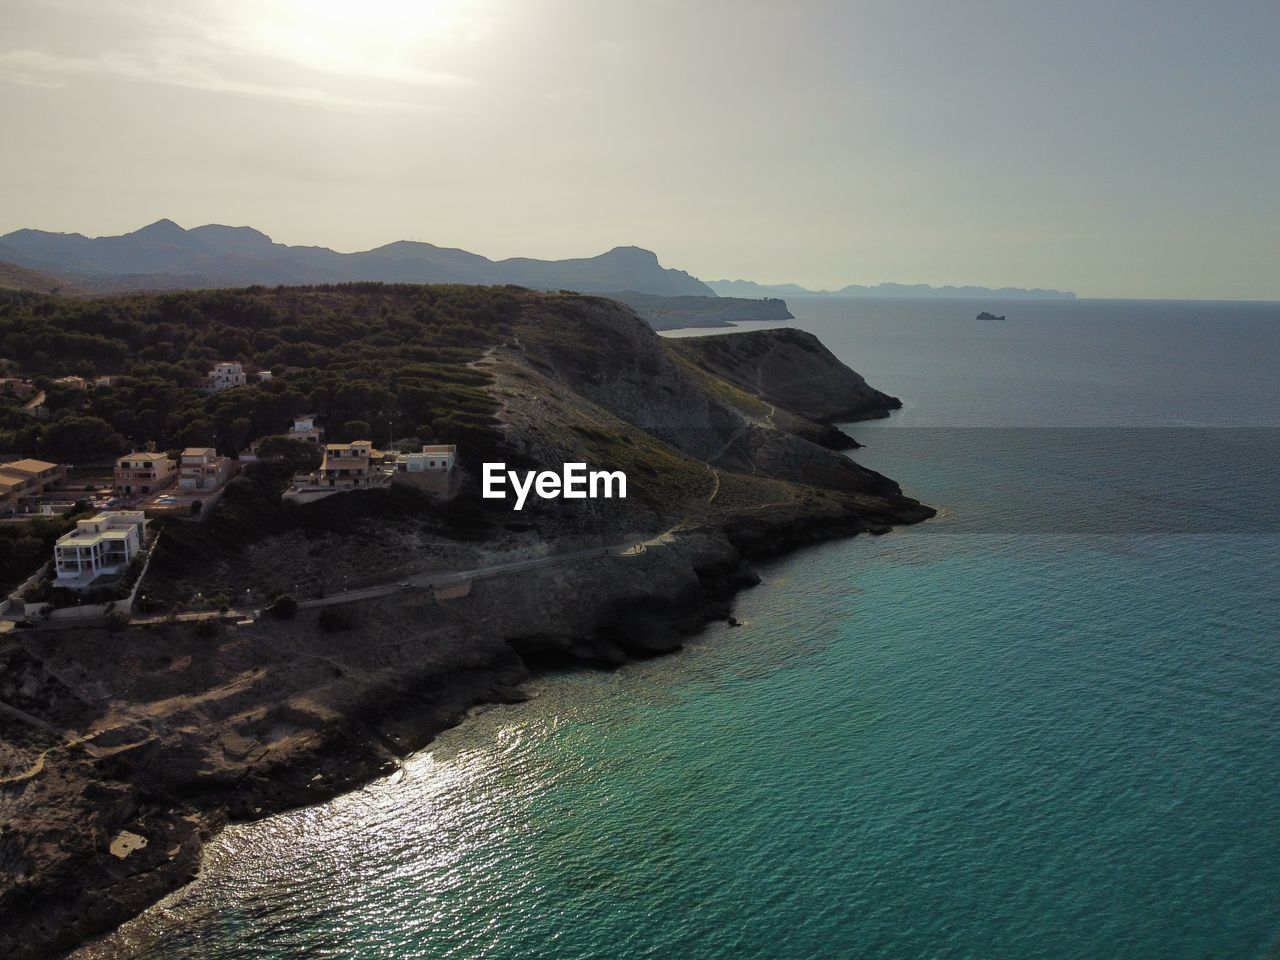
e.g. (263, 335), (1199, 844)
(127, 534), (658, 626)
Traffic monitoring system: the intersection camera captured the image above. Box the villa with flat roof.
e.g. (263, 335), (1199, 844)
(396, 444), (457, 473)
(0, 458), (66, 513)
(391, 444), (459, 499)
(288, 415), (324, 443)
(53, 511), (148, 590)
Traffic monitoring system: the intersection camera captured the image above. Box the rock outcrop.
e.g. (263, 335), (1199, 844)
(0, 291), (930, 960)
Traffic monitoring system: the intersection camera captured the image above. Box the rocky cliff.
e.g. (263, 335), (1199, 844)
(0, 292), (930, 959)
(667, 327), (902, 449)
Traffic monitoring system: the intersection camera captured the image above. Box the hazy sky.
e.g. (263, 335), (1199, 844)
(1, 0), (1277, 298)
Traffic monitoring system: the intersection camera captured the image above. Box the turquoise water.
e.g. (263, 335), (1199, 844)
(78, 299), (1280, 959)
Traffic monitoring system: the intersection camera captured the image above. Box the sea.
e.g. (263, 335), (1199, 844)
(76, 298), (1280, 960)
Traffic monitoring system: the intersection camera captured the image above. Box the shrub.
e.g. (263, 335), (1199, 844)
(104, 609), (130, 633)
(191, 617), (220, 639)
(317, 606), (352, 633)
(269, 594), (298, 619)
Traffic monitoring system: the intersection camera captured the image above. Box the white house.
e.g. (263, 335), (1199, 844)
(53, 511), (148, 590)
(391, 444), (458, 499)
(288, 415), (324, 443)
(396, 444), (456, 473)
(206, 361), (247, 392)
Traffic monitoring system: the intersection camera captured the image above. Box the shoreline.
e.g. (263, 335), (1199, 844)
(29, 498), (930, 960)
(1, 293), (931, 960)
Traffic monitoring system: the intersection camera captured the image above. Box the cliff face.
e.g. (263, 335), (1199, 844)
(669, 327), (902, 424)
(503, 295), (904, 497)
(0, 290), (931, 960)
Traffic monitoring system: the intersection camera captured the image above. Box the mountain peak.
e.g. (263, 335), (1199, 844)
(128, 219), (187, 241)
(602, 246), (660, 266)
(189, 224), (277, 255)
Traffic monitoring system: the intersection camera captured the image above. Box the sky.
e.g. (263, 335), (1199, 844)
(1, 0), (1277, 299)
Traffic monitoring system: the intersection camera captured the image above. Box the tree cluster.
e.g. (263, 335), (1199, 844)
(0, 283), (526, 463)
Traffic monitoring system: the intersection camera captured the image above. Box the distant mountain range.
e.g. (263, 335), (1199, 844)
(0, 220), (714, 297)
(707, 278), (1076, 300)
(0, 219), (1076, 303)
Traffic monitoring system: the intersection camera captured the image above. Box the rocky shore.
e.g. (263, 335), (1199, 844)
(0, 295), (932, 958)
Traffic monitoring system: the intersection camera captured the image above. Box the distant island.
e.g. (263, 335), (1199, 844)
(976, 311), (1007, 320)
(606, 291), (794, 331)
(708, 278), (1076, 300)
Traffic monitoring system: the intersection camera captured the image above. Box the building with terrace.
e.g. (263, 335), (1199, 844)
(283, 440), (388, 503)
(316, 441), (382, 488)
(390, 444), (458, 499)
(53, 511), (148, 590)
(115, 452), (177, 496)
(0, 458), (65, 513)
(178, 447), (234, 491)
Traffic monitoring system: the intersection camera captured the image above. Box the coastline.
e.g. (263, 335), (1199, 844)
(0, 291), (931, 959)
(36, 496), (931, 960)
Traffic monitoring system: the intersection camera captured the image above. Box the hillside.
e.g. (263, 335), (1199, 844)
(0, 284), (931, 960)
(0, 259), (82, 295)
(670, 327), (902, 423)
(0, 221), (713, 297)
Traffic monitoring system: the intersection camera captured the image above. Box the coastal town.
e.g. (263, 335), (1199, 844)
(0, 275), (934, 960)
(0, 359), (458, 628)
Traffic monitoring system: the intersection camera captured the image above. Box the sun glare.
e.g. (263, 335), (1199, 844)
(244, 0), (482, 85)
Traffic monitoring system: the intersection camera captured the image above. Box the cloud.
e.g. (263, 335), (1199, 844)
(0, 48), (440, 112)
(0, 0), (486, 110)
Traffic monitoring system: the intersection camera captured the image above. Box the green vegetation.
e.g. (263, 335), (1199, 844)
(0, 509), (91, 595)
(21, 551), (146, 607)
(252, 436), (323, 474)
(268, 594), (298, 619)
(668, 351), (772, 419)
(191, 617), (220, 640)
(0, 283), (528, 463)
